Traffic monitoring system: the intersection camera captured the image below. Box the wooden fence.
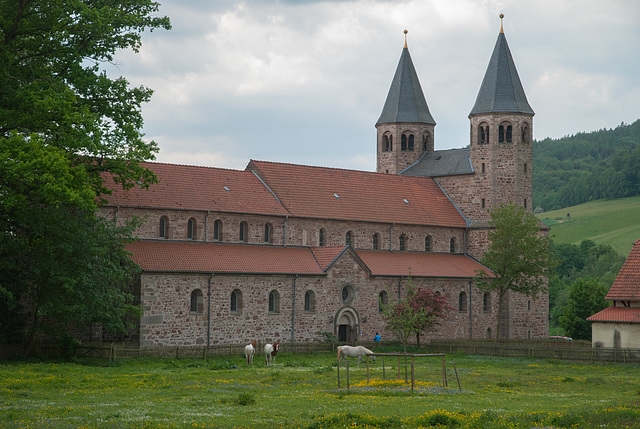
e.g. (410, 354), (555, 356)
(3, 339), (640, 364)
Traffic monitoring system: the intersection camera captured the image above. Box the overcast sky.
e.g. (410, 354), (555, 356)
(109, 0), (640, 172)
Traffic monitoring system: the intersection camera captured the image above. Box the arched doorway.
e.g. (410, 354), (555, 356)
(335, 307), (359, 343)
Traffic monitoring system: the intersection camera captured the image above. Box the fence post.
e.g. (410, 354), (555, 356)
(411, 361), (414, 393)
(442, 355), (446, 388)
(337, 360), (340, 389)
(452, 362), (461, 391)
(382, 357), (386, 379)
(346, 361), (350, 391)
(366, 356), (370, 386)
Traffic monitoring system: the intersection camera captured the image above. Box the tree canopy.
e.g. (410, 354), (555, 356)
(382, 278), (453, 352)
(475, 202), (557, 339)
(0, 0), (170, 351)
(559, 278), (609, 341)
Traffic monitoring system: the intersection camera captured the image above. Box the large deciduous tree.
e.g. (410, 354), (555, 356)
(559, 278), (609, 341)
(0, 0), (170, 351)
(382, 278), (453, 352)
(474, 203), (557, 340)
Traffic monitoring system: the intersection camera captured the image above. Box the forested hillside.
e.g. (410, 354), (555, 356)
(533, 119), (640, 211)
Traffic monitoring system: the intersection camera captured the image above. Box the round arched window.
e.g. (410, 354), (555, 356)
(341, 285), (354, 305)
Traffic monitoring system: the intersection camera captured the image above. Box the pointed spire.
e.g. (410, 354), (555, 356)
(376, 30), (436, 125)
(469, 14), (534, 116)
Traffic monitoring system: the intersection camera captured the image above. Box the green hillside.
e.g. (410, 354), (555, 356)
(536, 196), (640, 257)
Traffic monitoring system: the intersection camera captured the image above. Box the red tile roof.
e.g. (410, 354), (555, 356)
(103, 162), (289, 216)
(311, 247), (349, 271)
(606, 238), (640, 300)
(125, 241), (324, 275)
(587, 306), (640, 323)
(356, 250), (491, 278)
(248, 160), (466, 227)
(125, 241), (488, 279)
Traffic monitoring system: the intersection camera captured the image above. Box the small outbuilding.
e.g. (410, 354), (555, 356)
(588, 238), (640, 348)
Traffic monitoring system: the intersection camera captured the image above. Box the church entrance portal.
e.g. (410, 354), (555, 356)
(335, 308), (359, 343)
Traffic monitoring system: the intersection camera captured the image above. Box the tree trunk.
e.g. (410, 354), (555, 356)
(495, 289), (506, 342)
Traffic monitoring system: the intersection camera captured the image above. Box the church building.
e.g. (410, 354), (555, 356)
(100, 16), (548, 347)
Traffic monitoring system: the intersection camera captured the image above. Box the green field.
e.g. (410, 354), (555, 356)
(2, 350), (640, 428)
(536, 196), (640, 256)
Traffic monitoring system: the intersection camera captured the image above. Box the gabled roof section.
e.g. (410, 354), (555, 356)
(376, 44), (436, 126)
(102, 162), (289, 216)
(247, 160), (466, 228)
(356, 250), (492, 278)
(400, 148), (474, 177)
(126, 241), (324, 275)
(587, 307), (640, 324)
(469, 29), (534, 116)
(311, 246), (348, 271)
(605, 238), (640, 301)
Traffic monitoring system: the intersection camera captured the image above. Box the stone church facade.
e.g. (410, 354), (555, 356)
(99, 18), (549, 347)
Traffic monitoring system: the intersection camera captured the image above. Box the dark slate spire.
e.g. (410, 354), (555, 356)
(469, 15), (534, 116)
(376, 30), (436, 125)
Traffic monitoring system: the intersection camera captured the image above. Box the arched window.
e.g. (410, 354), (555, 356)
(399, 234), (406, 251)
(481, 162), (486, 173)
(506, 125), (512, 142)
(239, 221), (248, 242)
(268, 290), (280, 313)
(190, 289), (203, 313)
(159, 216), (168, 239)
(449, 237), (457, 253)
(264, 223), (272, 243)
(425, 236), (432, 252)
(408, 134), (414, 151)
(378, 290), (388, 313)
(521, 124), (529, 144)
(345, 231), (352, 247)
(482, 198), (486, 208)
(389, 135), (393, 151)
(304, 290), (316, 313)
(486, 327), (492, 338)
(214, 220), (222, 241)
(187, 218), (196, 240)
(384, 135), (390, 152)
(499, 125), (504, 143)
(458, 291), (467, 312)
(478, 124), (488, 145)
(319, 228), (326, 247)
(231, 289), (242, 313)
(401, 134), (407, 150)
(372, 233), (380, 250)
(422, 133), (430, 151)
(483, 293), (491, 313)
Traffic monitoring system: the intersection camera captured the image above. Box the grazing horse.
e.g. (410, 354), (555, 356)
(244, 340), (257, 365)
(264, 340), (280, 366)
(337, 345), (375, 368)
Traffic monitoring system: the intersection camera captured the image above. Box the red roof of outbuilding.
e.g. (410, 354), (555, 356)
(125, 241), (324, 275)
(587, 306), (640, 323)
(357, 250), (491, 278)
(103, 162), (289, 216)
(606, 238), (640, 301)
(247, 160), (465, 227)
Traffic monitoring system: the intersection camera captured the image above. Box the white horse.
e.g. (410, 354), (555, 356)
(337, 345), (375, 368)
(244, 340), (256, 365)
(264, 340), (280, 366)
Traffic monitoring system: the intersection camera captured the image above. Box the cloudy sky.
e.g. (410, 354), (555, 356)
(109, 0), (640, 172)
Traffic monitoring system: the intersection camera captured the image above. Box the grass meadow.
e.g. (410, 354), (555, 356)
(536, 195), (640, 256)
(1, 347), (640, 428)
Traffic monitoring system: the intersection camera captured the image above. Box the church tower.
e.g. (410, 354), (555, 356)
(376, 30), (436, 175)
(469, 14), (534, 215)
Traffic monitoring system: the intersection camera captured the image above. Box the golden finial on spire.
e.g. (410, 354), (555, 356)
(404, 29), (408, 48)
(499, 13), (504, 33)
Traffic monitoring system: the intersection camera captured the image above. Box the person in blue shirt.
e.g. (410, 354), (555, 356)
(374, 333), (381, 342)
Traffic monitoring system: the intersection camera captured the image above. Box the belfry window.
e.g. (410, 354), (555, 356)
(422, 133), (430, 151)
(499, 125), (504, 143)
(384, 135), (390, 152)
(506, 125), (512, 142)
(401, 134), (407, 150)
(408, 134), (414, 151)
